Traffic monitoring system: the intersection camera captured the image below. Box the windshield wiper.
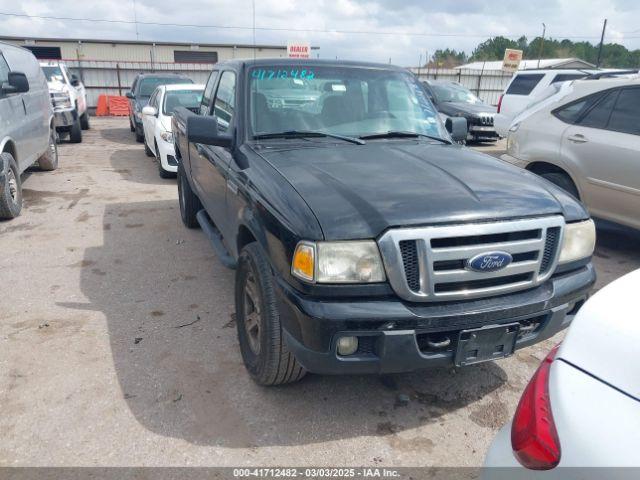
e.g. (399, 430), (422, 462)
(359, 131), (451, 144)
(253, 130), (366, 145)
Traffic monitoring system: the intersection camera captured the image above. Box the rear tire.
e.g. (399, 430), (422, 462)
(541, 172), (580, 200)
(38, 125), (59, 171)
(0, 152), (22, 220)
(236, 243), (306, 386)
(69, 117), (82, 143)
(80, 112), (90, 130)
(177, 161), (201, 228)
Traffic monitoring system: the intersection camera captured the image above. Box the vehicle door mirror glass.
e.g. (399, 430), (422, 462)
(125, 91), (135, 99)
(70, 74), (80, 87)
(3, 71), (29, 94)
(446, 117), (467, 142)
(186, 114), (233, 148)
(142, 105), (157, 117)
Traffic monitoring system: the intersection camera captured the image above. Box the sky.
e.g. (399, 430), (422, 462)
(1, 0), (639, 65)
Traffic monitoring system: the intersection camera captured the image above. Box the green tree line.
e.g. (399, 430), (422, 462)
(429, 36), (640, 68)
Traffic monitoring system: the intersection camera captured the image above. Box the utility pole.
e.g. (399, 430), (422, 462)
(537, 23), (546, 68)
(596, 19), (608, 68)
(417, 53), (423, 79)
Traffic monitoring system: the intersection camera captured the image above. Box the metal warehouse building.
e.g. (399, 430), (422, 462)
(0, 36), (312, 108)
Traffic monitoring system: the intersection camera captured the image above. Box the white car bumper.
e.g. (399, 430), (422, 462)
(156, 138), (178, 173)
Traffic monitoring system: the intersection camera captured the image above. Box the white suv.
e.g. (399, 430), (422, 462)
(40, 61), (89, 143)
(494, 69), (590, 137)
(502, 73), (640, 230)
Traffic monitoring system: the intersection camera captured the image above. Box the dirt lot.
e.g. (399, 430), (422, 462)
(1, 118), (639, 467)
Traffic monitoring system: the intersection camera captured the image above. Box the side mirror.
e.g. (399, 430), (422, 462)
(70, 74), (80, 87)
(142, 105), (157, 117)
(125, 91), (135, 99)
(2, 72), (29, 94)
(446, 117), (467, 143)
(186, 114), (232, 148)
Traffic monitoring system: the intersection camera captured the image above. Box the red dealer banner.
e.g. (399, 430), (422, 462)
(287, 42), (310, 58)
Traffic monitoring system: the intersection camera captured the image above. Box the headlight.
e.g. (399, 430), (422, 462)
(51, 92), (72, 109)
(291, 240), (386, 283)
(558, 220), (596, 264)
(160, 131), (173, 143)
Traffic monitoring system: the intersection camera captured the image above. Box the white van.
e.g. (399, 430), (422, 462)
(494, 69), (590, 137)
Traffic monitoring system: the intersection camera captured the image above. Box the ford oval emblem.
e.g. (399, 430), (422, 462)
(466, 251), (513, 273)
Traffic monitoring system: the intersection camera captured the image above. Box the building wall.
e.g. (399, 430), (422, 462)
(1, 38), (287, 62)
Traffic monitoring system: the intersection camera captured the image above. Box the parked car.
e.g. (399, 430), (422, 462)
(1, 42), (57, 219)
(173, 59), (595, 386)
(422, 80), (498, 142)
(483, 268), (640, 476)
(126, 73), (193, 143)
(141, 83), (205, 178)
(494, 69), (590, 137)
(501, 75), (640, 230)
(40, 61), (89, 143)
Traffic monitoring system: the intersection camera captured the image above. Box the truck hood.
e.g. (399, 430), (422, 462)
(257, 141), (587, 240)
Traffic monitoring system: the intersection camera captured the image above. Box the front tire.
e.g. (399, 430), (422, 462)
(0, 152), (22, 219)
(156, 142), (173, 179)
(144, 140), (154, 157)
(69, 116), (82, 143)
(80, 112), (90, 130)
(236, 243), (306, 386)
(177, 161), (201, 228)
(38, 125), (59, 171)
(135, 124), (144, 143)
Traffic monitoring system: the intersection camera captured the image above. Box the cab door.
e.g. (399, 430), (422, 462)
(561, 87), (640, 228)
(193, 70), (236, 241)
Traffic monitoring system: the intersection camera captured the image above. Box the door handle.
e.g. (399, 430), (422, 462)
(568, 134), (588, 144)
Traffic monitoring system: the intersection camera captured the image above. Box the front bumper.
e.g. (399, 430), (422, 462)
(54, 108), (77, 129)
(157, 138), (178, 172)
(468, 125), (499, 141)
(276, 264), (595, 375)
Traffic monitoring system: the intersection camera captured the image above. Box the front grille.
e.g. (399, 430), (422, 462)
(540, 227), (561, 274)
(470, 115), (495, 126)
(378, 216), (565, 302)
(399, 240), (420, 291)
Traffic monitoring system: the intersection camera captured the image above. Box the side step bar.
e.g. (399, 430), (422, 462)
(196, 209), (237, 269)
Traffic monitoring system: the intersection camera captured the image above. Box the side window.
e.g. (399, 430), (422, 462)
(550, 74), (586, 84)
(0, 54), (9, 85)
(607, 88), (640, 135)
(200, 70), (219, 115)
(577, 91), (618, 130)
(553, 91), (605, 124)
(505, 74), (545, 95)
(213, 71), (236, 133)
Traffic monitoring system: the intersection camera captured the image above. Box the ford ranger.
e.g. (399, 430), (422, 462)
(173, 59), (596, 386)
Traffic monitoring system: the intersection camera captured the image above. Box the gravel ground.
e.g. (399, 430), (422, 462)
(1, 119), (638, 468)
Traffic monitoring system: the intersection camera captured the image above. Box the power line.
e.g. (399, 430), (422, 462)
(0, 11), (629, 39)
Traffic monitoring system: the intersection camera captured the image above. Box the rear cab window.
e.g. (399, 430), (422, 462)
(505, 74), (545, 95)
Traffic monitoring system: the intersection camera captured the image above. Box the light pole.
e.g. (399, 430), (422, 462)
(537, 23), (546, 68)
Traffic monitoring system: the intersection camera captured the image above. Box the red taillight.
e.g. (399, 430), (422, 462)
(497, 94), (503, 114)
(511, 344), (561, 470)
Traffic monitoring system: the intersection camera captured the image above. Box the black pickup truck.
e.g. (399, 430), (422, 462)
(172, 59), (596, 385)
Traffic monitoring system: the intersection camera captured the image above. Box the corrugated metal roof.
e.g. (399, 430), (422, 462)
(455, 58), (595, 70)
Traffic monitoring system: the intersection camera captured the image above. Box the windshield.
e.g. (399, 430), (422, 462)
(138, 77), (193, 97)
(248, 65), (447, 141)
(163, 89), (204, 115)
(42, 66), (65, 83)
(430, 82), (482, 104)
